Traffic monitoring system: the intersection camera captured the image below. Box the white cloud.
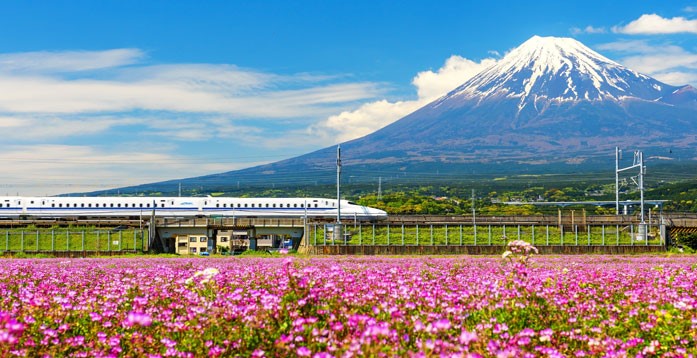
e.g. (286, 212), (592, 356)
(598, 40), (697, 86)
(412, 55), (497, 100)
(0, 48), (384, 123)
(613, 14), (697, 34)
(0, 73), (381, 118)
(585, 26), (607, 34)
(651, 71), (697, 86)
(0, 48), (392, 195)
(0, 115), (133, 140)
(0, 144), (252, 196)
(309, 55), (497, 143)
(308, 99), (423, 143)
(570, 25), (607, 35)
(0, 49), (144, 73)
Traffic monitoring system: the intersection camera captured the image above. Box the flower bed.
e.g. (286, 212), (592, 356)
(0, 255), (695, 356)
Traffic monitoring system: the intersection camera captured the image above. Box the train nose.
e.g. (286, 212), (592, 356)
(369, 207), (387, 218)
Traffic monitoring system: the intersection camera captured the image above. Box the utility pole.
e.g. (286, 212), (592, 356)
(615, 147), (620, 215)
(378, 176), (382, 200)
(336, 145), (342, 244)
(616, 148), (647, 240)
(471, 189), (476, 239)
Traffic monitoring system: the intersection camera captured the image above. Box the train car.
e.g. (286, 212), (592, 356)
(0, 196), (387, 220)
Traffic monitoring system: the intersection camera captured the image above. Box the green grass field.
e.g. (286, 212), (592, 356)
(0, 226), (147, 252)
(308, 223), (662, 246)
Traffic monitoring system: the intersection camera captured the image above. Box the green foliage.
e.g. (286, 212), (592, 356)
(675, 233), (697, 250)
(97, 172), (697, 215)
(356, 192), (466, 215)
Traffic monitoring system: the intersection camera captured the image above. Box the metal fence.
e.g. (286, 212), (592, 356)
(0, 229), (147, 253)
(308, 222), (664, 247)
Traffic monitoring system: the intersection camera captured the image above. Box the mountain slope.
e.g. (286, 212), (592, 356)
(105, 36), (697, 194)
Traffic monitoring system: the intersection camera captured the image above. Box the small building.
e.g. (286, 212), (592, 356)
(176, 234), (212, 255)
(216, 230), (249, 253)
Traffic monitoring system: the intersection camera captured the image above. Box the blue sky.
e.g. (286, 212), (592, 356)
(1, 1), (696, 195)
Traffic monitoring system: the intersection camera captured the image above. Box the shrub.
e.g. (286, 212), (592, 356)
(675, 232), (697, 250)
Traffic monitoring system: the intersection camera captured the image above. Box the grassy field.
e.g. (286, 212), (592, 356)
(0, 226), (147, 252)
(308, 223), (662, 246)
(0, 221), (663, 255)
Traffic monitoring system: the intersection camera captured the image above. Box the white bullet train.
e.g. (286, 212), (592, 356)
(0, 196), (387, 220)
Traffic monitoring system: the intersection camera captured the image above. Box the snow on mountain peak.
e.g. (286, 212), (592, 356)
(444, 36), (672, 112)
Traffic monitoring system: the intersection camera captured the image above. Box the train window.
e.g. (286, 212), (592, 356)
(216, 204), (219, 208)
(30, 201), (34, 204)
(273, 204), (276, 208)
(139, 203), (143, 208)
(88, 204), (92, 208)
(300, 204), (304, 208)
(110, 204), (113, 207)
(146, 203), (150, 208)
(0, 203), (3, 208)
(315, 204), (318, 208)
(244, 204), (248, 208)
(81, 203), (85, 207)
(59, 204), (62, 208)
(251, 204), (255, 208)
(160, 204), (165, 208)
(265, 204), (269, 208)
(52, 204), (55, 208)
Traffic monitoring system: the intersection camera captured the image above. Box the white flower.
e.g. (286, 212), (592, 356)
(186, 267), (220, 285)
(201, 268), (219, 277)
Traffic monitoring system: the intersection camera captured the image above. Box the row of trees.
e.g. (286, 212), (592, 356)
(354, 179), (697, 216)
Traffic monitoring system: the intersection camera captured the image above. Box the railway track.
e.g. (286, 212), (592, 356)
(2, 213), (696, 228)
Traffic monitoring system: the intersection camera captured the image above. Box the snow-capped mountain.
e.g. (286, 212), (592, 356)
(108, 36), (697, 194)
(332, 35), (697, 159)
(442, 36), (675, 112)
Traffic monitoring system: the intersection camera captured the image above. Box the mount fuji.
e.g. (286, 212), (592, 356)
(110, 36), (697, 193)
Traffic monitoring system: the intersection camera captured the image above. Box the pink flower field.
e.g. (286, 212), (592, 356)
(0, 255), (695, 357)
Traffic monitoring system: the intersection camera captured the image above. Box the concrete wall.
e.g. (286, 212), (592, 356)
(302, 245), (666, 255)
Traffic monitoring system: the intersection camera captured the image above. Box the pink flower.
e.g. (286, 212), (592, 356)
(125, 311), (152, 327)
(459, 330), (478, 345)
(296, 346), (311, 356)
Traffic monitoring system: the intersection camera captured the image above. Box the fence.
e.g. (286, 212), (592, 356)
(0, 229), (147, 254)
(307, 222), (664, 247)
